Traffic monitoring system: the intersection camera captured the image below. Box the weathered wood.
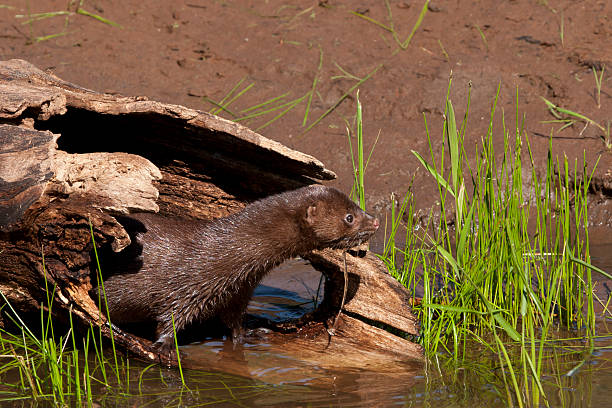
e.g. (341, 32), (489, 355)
(262, 313), (422, 364)
(0, 59), (335, 187)
(0, 125), (58, 230)
(0, 59), (423, 365)
(306, 249), (419, 336)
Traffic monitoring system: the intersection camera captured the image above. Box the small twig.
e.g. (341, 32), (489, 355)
(327, 251), (349, 338)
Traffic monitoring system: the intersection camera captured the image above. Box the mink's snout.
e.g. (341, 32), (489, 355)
(371, 216), (380, 230)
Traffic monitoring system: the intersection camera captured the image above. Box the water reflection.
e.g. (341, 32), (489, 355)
(181, 258), (422, 406)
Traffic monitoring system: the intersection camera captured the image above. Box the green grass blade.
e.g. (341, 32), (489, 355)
(0, 293), (39, 347)
(222, 82), (255, 113)
(16, 11), (70, 24)
(203, 97), (238, 117)
(255, 93), (307, 132)
(356, 91), (365, 209)
(301, 63), (382, 136)
(89, 221), (121, 384)
(446, 99), (460, 194)
(210, 76), (246, 115)
(350, 11), (392, 32)
(412, 150), (455, 197)
(456, 196), (475, 263)
(171, 314), (186, 388)
(494, 331), (524, 408)
(35, 31), (70, 42)
(332, 61), (362, 81)
(541, 96), (605, 131)
(76, 8), (121, 27)
(395, 0), (430, 51)
(235, 94), (302, 122)
(422, 303), (487, 314)
(240, 92), (290, 114)
(568, 254), (612, 280)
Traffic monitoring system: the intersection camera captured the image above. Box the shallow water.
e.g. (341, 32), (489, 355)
(177, 258), (423, 406)
(248, 258), (325, 323)
(6, 245), (610, 406)
(174, 229), (612, 407)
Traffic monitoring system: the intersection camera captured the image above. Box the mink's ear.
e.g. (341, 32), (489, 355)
(305, 205), (318, 225)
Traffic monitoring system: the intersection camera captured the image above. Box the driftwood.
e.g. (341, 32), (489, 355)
(0, 59), (422, 366)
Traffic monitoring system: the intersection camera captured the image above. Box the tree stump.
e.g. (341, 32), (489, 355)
(0, 59), (422, 365)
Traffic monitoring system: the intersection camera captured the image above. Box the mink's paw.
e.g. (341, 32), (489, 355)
(152, 334), (178, 365)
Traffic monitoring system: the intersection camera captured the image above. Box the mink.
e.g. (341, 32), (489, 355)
(98, 185), (379, 351)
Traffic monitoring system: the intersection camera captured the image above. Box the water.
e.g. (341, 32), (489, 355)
(174, 229), (612, 407)
(179, 258), (423, 406)
(5, 244), (611, 406)
(248, 258), (324, 323)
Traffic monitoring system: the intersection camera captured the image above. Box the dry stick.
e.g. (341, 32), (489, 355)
(327, 251), (349, 338)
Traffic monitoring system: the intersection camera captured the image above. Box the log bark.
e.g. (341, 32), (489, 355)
(0, 59), (423, 366)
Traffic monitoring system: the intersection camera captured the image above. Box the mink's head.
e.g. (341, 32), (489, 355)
(301, 186), (379, 250)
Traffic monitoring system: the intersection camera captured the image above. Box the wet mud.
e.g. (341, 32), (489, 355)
(1, 0), (611, 227)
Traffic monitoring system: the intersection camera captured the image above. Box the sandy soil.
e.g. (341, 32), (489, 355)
(2, 0), (611, 224)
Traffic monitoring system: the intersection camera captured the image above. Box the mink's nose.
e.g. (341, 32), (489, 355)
(372, 218), (380, 230)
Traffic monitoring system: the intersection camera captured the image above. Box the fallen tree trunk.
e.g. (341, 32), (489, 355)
(0, 59), (422, 366)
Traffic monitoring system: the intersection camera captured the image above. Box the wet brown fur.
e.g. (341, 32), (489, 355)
(98, 185), (379, 350)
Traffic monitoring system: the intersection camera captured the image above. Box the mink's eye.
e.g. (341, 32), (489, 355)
(344, 214), (354, 224)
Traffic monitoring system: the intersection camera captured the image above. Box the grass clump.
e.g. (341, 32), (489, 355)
(541, 65), (610, 149)
(0, 287), (273, 406)
(541, 96), (611, 148)
(413, 83), (597, 343)
(203, 55), (383, 137)
(0, 224), (276, 406)
(352, 0), (430, 55)
(350, 77), (605, 406)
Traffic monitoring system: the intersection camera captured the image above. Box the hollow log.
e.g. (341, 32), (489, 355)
(0, 59), (423, 366)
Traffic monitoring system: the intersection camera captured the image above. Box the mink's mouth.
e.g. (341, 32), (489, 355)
(329, 229), (377, 249)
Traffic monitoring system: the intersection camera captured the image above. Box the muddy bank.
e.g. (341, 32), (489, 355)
(1, 1), (611, 230)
